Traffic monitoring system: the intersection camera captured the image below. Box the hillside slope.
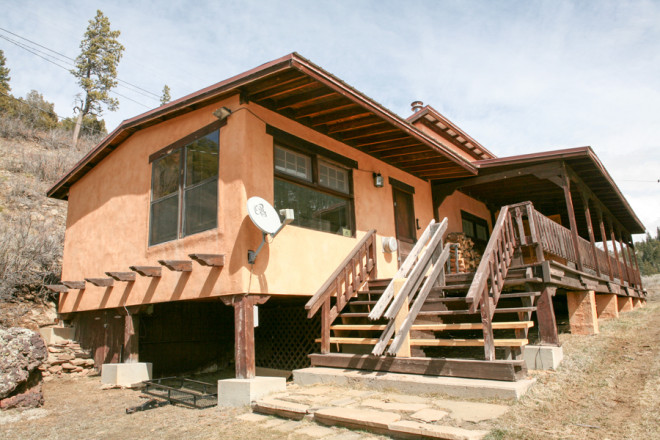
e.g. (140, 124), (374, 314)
(0, 115), (101, 329)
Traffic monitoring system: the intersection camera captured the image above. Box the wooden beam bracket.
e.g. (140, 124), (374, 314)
(84, 277), (114, 287)
(189, 253), (226, 267)
(61, 280), (86, 290)
(105, 271), (137, 282)
(158, 260), (193, 272)
(129, 266), (162, 278)
(45, 284), (69, 294)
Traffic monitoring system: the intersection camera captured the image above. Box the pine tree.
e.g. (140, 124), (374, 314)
(0, 49), (10, 94)
(160, 85), (171, 106)
(70, 10), (124, 146)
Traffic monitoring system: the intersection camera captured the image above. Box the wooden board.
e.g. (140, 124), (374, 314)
(309, 353), (527, 381)
(317, 337), (528, 347)
(330, 321), (534, 331)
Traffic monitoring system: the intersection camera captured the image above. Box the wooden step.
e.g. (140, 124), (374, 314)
(417, 306), (536, 316)
(498, 291), (541, 299)
(348, 300), (378, 306)
(330, 321), (534, 331)
(317, 337), (528, 347)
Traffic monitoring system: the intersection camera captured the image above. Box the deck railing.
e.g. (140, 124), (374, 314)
(304, 230), (378, 353)
(521, 202), (640, 288)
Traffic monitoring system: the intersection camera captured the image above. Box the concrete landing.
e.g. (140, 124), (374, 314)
(293, 367), (535, 400)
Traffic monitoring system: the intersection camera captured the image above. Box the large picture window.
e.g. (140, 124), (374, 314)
(149, 125), (220, 246)
(461, 210), (489, 253)
(270, 129), (355, 237)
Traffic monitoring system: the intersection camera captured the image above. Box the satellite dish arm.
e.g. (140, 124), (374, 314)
(247, 209), (295, 264)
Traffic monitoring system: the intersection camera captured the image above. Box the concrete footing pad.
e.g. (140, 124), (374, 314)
(101, 362), (152, 387)
(293, 367), (535, 400)
(218, 376), (286, 407)
(523, 345), (563, 370)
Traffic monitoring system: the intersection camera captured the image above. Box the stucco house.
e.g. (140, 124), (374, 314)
(47, 53), (646, 381)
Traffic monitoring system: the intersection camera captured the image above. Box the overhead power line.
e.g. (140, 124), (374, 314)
(0, 27), (161, 104)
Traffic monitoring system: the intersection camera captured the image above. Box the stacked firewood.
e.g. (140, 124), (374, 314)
(445, 232), (482, 272)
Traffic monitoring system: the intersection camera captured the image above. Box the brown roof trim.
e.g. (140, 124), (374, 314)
(475, 146), (645, 232)
(408, 105), (496, 160)
(47, 53), (476, 199)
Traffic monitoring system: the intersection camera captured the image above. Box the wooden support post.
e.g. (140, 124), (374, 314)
(392, 279), (411, 358)
(580, 192), (600, 277)
(617, 296), (633, 313)
(616, 228), (632, 285)
(221, 294), (270, 379)
(624, 236), (638, 287)
(535, 286), (559, 345)
(566, 290), (599, 335)
(479, 291), (496, 361)
(321, 297), (331, 354)
(595, 294), (618, 319)
(561, 171), (583, 271)
(608, 220), (624, 283)
(123, 310), (139, 363)
(597, 208), (614, 281)
(630, 239), (642, 287)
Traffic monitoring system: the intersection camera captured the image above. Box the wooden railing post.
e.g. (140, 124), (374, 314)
(480, 291), (495, 361)
(321, 297), (330, 354)
(561, 171), (583, 271)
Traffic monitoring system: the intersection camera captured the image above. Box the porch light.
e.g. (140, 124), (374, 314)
(373, 172), (384, 188)
(213, 106), (232, 121)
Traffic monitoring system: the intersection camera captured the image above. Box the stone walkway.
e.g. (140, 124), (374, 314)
(247, 383), (510, 439)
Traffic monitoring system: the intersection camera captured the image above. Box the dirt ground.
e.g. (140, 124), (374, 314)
(1, 277), (659, 440)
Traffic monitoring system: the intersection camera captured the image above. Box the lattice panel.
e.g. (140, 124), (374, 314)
(255, 305), (321, 371)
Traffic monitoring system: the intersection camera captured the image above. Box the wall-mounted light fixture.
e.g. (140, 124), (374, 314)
(373, 172), (384, 188)
(213, 106), (232, 121)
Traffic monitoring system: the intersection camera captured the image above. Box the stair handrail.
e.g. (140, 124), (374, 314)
(371, 219), (448, 356)
(464, 205), (517, 315)
(305, 229), (377, 319)
(368, 219), (438, 320)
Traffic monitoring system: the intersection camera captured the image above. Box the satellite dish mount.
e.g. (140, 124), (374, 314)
(246, 197), (294, 264)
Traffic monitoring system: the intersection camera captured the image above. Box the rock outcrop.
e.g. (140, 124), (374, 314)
(0, 327), (47, 410)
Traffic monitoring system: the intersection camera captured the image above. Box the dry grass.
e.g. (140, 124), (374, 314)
(487, 283), (660, 439)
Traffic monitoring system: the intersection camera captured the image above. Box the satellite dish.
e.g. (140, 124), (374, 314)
(246, 197), (295, 264)
(247, 197), (282, 235)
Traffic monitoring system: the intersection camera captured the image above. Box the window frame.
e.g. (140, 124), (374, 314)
(460, 210), (490, 251)
(268, 125), (357, 237)
(148, 119), (225, 246)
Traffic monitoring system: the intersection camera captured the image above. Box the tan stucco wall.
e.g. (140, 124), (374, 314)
(59, 96), (435, 312)
(437, 190), (493, 234)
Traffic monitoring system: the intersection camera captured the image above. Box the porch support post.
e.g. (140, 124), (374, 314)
(624, 235), (639, 287)
(597, 208), (614, 281)
(595, 293), (619, 319)
(535, 286), (559, 346)
(630, 237), (642, 287)
(608, 219), (624, 282)
(580, 191), (600, 277)
(566, 290), (599, 335)
(561, 169), (583, 271)
(123, 308), (140, 363)
(222, 294), (270, 379)
(616, 227), (632, 285)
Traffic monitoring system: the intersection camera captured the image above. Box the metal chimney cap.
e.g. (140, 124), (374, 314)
(411, 101), (424, 112)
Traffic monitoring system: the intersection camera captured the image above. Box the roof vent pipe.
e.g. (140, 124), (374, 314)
(411, 101), (424, 113)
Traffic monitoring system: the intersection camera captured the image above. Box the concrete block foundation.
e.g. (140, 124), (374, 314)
(567, 290), (599, 335)
(523, 345), (563, 370)
(101, 362), (152, 387)
(617, 296), (634, 313)
(217, 376), (286, 407)
(39, 327), (75, 344)
(293, 367), (535, 400)
(595, 294), (619, 319)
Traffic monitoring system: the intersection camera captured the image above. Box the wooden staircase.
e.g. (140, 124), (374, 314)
(322, 267), (540, 359)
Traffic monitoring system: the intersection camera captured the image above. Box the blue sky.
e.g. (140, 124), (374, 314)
(3, 0), (659, 236)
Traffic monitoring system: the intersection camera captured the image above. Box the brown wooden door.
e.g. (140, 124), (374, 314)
(392, 187), (416, 266)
